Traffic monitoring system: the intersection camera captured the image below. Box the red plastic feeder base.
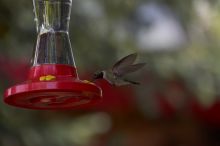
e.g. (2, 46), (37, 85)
(4, 64), (102, 110)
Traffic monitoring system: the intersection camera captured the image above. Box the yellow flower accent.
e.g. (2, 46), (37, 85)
(45, 75), (56, 81)
(39, 75), (56, 81)
(83, 80), (95, 85)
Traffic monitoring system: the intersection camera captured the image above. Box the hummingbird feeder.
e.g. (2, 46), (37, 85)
(4, 0), (102, 110)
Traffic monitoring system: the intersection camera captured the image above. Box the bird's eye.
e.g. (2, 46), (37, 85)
(93, 73), (98, 78)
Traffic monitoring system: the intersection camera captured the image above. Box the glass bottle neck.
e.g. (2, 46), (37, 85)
(33, 0), (72, 33)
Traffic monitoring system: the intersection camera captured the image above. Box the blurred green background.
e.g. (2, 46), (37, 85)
(1, 0), (220, 145)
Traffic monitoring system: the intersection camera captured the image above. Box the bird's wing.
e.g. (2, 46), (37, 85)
(112, 53), (137, 76)
(114, 63), (146, 76)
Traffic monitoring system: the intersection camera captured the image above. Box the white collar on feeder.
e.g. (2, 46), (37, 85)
(4, 0), (102, 110)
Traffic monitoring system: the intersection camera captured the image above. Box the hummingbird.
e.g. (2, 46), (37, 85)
(93, 53), (146, 86)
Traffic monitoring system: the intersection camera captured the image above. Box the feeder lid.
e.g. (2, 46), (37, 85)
(4, 65), (102, 110)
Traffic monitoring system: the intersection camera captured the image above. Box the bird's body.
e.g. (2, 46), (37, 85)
(102, 70), (132, 86)
(93, 53), (146, 86)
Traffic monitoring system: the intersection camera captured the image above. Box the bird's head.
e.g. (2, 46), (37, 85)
(93, 71), (104, 81)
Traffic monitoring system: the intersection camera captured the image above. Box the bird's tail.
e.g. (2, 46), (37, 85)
(123, 79), (140, 85)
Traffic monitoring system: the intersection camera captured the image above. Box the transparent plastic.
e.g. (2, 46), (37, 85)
(32, 0), (75, 66)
